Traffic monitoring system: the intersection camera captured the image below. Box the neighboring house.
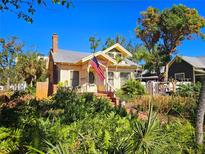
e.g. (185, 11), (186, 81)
(168, 56), (205, 83)
(48, 34), (140, 93)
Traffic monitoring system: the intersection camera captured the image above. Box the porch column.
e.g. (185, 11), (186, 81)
(105, 67), (108, 92)
(86, 64), (91, 92)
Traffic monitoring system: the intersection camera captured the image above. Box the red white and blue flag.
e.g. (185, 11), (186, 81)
(89, 56), (105, 81)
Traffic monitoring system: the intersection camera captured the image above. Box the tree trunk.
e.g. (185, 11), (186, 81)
(196, 78), (205, 145)
(6, 77), (10, 91)
(164, 63), (169, 82)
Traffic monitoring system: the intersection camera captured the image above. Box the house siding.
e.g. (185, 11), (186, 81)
(168, 59), (194, 82)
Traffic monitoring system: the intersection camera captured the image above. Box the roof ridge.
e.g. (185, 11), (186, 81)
(58, 48), (91, 55)
(182, 55), (205, 58)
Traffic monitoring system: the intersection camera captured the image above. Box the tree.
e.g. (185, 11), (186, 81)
(136, 5), (205, 81)
(89, 36), (101, 53)
(0, 37), (23, 90)
(16, 52), (47, 86)
(0, 0), (73, 23)
(196, 78), (205, 146)
(103, 35), (127, 50)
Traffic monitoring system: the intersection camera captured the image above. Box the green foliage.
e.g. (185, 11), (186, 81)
(25, 86), (36, 95)
(0, 127), (22, 153)
(102, 35), (127, 50)
(176, 82), (201, 98)
(89, 36), (101, 53)
(132, 103), (165, 153)
(117, 79), (145, 100)
(136, 5), (205, 77)
(0, 0), (73, 23)
(162, 120), (195, 153)
(51, 88), (121, 124)
(16, 52), (47, 86)
(0, 87), (201, 153)
(0, 37), (23, 88)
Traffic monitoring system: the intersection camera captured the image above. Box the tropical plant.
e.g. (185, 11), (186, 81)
(0, 127), (22, 153)
(117, 79), (145, 100)
(132, 103), (165, 153)
(16, 52), (47, 87)
(89, 36), (101, 53)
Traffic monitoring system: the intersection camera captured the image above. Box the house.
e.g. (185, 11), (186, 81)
(48, 34), (140, 94)
(168, 56), (205, 83)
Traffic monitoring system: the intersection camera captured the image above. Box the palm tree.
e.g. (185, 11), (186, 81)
(16, 52), (47, 87)
(196, 77), (205, 145)
(89, 36), (101, 53)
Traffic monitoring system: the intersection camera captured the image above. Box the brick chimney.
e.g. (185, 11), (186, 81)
(52, 33), (58, 53)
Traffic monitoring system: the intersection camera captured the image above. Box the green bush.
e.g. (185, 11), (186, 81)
(0, 86), (201, 154)
(0, 127), (22, 153)
(51, 89), (116, 124)
(117, 79), (145, 101)
(176, 82), (201, 98)
(25, 86), (36, 95)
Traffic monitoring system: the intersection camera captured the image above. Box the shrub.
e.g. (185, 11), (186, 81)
(162, 120), (195, 153)
(116, 79), (145, 101)
(51, 89), (114, 124)
(126, 95), (197, 122)
(0, 127), (22, 153)
(37, 113), (133, 153)
(176, 82), (201, 98)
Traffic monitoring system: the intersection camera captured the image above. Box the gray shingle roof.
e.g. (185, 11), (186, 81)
(52, 49), (90, 63)
(51, 49), (141, 68)
(124, 58), (141, 67)
(181, 56), (205, 69)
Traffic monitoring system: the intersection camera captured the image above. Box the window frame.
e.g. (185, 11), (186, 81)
(174, 72), (185, 81)
(70, 70), (80, 87)
(89, 71), (95, 84)
(120, 72), (131, 86)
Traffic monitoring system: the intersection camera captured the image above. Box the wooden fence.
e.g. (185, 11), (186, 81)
(145, 81), (177, 95)
(36, 82), (58, 99)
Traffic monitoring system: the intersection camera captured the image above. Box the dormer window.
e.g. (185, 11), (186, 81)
(107, 49), (122, 59)
(108, 52), (115, 59)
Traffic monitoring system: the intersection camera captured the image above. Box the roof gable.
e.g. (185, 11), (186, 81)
(169, 56), (205, 69)
(81, 43), (132, 63)
(102, 43), (132, 57)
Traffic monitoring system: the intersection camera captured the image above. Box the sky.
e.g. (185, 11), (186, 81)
(0, 0), (205, 56)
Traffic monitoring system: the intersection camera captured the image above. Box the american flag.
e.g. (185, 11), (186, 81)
(89, 56), (105, 81)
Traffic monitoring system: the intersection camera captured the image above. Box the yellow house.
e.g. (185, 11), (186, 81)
(48, 34), (140, 94)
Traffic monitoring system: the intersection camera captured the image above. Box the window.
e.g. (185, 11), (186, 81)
(175, 73), (185, 81)
(89, 72), (95, 84)
(70, 71), (79, 87)
(120, 72), (131, 86)
(108, 52), (114, 59)
(108, 72), (114, 86)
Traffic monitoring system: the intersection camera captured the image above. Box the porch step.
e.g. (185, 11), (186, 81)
(94, 92), (118, 107)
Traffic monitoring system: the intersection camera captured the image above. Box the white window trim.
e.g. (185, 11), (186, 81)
(108, 71), (115, 87)
(120, 72), (131, 87)
(174, 72), (185, 81)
